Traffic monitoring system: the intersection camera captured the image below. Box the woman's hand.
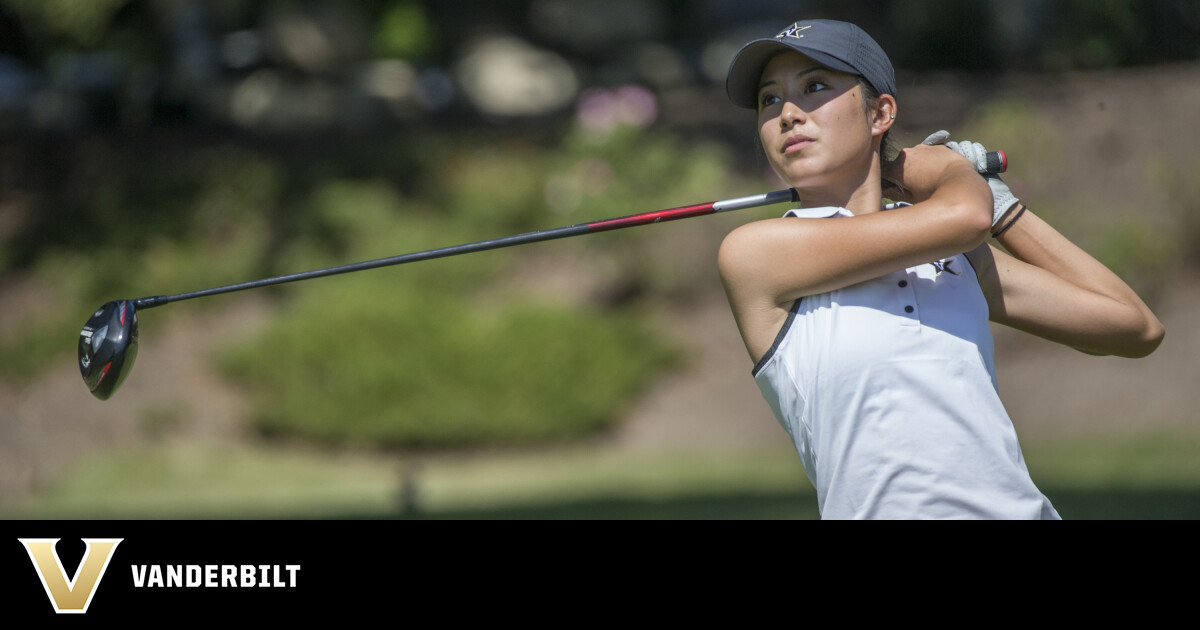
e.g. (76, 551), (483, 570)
(941, 138), (1021, 230)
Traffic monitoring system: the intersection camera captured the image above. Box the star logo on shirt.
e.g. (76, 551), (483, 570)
(777, 24), (812, 40)
(931, 258), (960, 276)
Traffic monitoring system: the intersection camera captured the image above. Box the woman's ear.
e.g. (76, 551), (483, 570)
(872, 94), (897, 136)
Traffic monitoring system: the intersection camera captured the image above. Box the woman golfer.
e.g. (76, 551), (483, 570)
(718, 19), (1164, 519)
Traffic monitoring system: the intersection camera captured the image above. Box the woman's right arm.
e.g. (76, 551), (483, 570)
(718, 144), (993, 361)
(719, 144), (993, 308)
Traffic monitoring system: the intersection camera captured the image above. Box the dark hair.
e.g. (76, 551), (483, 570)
(856, 77), (898, 162)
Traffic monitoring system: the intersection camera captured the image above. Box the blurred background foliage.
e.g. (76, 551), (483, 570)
(1, 0), (1199, 517)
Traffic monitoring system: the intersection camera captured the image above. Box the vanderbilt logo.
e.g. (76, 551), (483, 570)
(19, 538), (123, 614)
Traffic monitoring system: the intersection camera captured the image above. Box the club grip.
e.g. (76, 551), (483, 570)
(984, 150), (1007, 175)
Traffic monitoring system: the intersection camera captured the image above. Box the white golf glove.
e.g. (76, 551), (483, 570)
(923, 130), (1018, 227)
(921, 130), (951, 146)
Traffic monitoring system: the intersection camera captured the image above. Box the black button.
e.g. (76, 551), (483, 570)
(898, 280), (908, 288)
(904, 305), (914, 313)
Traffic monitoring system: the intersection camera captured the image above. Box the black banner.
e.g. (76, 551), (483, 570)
(1, 520), (657, 621)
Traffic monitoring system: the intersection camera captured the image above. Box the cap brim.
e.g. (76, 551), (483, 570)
(725, 39), (860, 109)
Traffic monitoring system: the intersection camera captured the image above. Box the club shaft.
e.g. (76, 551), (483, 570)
(133, 188), (801, 310)
(129, 144), (1004, 312)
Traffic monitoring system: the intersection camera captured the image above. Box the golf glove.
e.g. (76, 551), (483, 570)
(922, 130), (951, 146)
(924, 130), (1019, 227)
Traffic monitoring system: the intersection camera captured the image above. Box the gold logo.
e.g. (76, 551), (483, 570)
(19, 538), (123, 614)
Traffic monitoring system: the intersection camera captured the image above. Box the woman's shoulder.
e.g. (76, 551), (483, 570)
(717, 205), (856, 282)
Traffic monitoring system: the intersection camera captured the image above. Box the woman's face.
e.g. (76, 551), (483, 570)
(756, 51), (884, 191)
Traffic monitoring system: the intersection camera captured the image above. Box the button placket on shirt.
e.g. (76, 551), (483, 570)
(898, 272), (918, 319)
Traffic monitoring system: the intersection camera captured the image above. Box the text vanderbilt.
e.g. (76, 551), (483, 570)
(131, 564), (301, 588)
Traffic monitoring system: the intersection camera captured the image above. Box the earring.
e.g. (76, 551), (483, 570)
(890, 114), (895, 119)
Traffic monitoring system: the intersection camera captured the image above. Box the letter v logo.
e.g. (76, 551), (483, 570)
(19, 538), (123, 614)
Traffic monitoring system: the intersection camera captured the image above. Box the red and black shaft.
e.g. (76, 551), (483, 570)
(133, 189), (802, 310)
(132, 146), (1006, 312)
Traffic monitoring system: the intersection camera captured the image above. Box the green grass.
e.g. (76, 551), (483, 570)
(5, 444), (401, 520)
(1024, 432), (1200, 489)
(2, 442), (812, 520)
(5, 431), (1200, 520)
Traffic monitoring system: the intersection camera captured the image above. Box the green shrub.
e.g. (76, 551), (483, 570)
(1092, 218), (1181, 298)
(218, 273), (681, 448)
(434, 145), (554, 234)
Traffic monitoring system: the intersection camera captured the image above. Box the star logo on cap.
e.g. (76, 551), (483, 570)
(777, 24), (812, 40)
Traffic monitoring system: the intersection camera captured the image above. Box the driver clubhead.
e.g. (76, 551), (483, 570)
(79, 300), (139, 400)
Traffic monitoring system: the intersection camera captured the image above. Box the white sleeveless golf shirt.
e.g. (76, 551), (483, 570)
(753, 206), (1059, 519)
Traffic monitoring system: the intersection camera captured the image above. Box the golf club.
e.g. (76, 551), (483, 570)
(78, 150), (1007, 400)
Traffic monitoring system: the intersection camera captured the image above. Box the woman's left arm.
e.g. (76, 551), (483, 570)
(967, 204), (1165, 358)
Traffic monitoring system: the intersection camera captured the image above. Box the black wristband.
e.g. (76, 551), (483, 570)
(992, 204), (1026, 238)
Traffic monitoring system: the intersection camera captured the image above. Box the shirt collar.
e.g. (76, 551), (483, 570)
(782, 206), (853, 219)
(782, 202), (911, 219)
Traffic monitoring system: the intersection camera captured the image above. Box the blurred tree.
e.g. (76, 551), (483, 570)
(1040, 0), (1200, 70)
(887, 0), (996, 70)
(372, 0), (437, 60)
(0, 3), (30, 58)
(3, 0), (132, 52)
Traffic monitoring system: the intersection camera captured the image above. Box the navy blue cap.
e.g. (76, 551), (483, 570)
(726, 19), (896, 109)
